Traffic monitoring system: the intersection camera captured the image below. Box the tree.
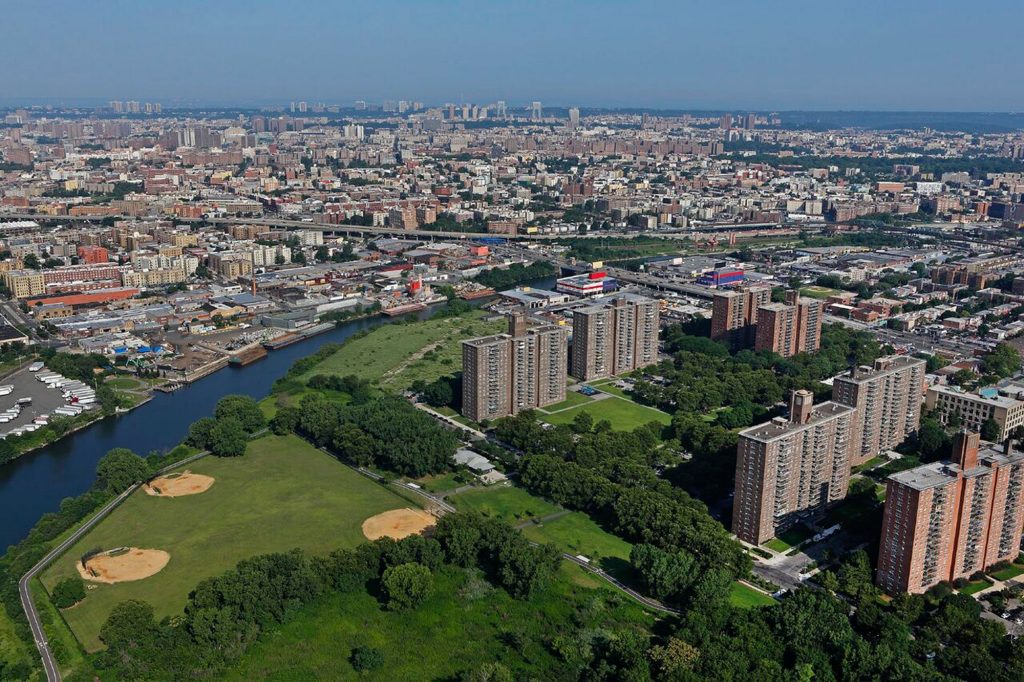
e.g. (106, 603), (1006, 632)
(381, 562), (433, 610)
(186, 417), (217, 449)
(270, 406), (300, 435)
(23, 253), (40, 269)
(649, 637), (700, 676)
(51, 576), (86, 608)
(207, 417), (249, 457)
(332, 423), (375, 466)
(981, 417), (1001, 442)
(983, 343), (1021, 379)
(214, 394), (265, 433)
(350, 645), (384, 672)
(96, 448), (149, 493)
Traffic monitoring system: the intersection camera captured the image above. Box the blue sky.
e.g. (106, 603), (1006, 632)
(2, 0), (1021, 110)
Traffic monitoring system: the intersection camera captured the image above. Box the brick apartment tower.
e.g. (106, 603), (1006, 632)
(832, 356), (927, 467)
(461, 312), (567, 422)
(876, 431), (1024, 594)
(571, 294), (659, 381)
(711, 285), (771, 349)
(732, 390), (856, 544)
(754, 291), (824, 358)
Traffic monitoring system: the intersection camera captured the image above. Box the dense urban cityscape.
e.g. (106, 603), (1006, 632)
(3, 2), (1024, 681)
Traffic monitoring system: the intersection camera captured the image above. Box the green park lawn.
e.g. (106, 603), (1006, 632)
(520, 511), (634, 577)
(540, 394), (672, 431)
(40, 434), (420, 651)
(224, 563), (654, 682)
(588, 378), (631, 399)
(538, 390), (594, 412)
(298, 311), (503, 389)
(729, 582), (776, 608)
(449, 485), (560, 523)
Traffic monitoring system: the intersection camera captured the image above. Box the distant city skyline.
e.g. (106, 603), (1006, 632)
(3, 1), (1023, 111)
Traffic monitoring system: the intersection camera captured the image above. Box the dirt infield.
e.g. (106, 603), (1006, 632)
(77, 548), (170, 584)
(144, 471), (215, 497)
(362, 508), (436, 540)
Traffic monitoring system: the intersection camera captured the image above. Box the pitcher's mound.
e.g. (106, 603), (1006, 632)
(144, 471), (214, 497)
(362, 508), (436, 540)
(77, 548), (170, 584)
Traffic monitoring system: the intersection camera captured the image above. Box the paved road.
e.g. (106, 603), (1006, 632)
(19, 449), (210, 682)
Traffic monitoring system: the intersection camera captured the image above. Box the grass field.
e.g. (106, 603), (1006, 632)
(729, 582), (776, 608)
(539, 394), (671, 431)
(990, 562), (1024, 582)
(449, 485), (560, 523)
(298, 311), (504, 389)
(763, 524), (814, 553)
(40, 434), (420, 651)
(800, 286), (841, 300)
(224, 563), (654, 682)
(521, 511), (633, 577)
(537, 390), (593, 412)
(0, 606), (32, 677)
(959, 579), (993, 596)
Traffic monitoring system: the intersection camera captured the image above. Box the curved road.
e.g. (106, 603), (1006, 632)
(19, 450), (210, 682)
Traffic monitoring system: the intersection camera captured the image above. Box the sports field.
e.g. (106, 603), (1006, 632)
(40, 434), (420, 651)
(298, 310), (504, 389)
(539, 394), (672, 430)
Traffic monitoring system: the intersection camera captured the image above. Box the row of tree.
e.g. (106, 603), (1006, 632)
(273, 392), (458, 476)
(186, 395), (266, 457)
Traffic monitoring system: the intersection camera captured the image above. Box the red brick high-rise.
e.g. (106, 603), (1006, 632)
(876, 432), (1024, 594)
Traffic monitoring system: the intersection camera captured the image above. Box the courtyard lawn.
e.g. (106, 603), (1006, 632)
(537, 390), (594, 412)
(959, 579), (993, 596)
(448, 485), (560, 523)
(224, 563), (654, 682)
(588, 378), (632, 399)
(763, 524), (814, 553)
(40, 434), (419, 652)
(990, 561), (1024, 582)
(539, 394), (671, 431)
(730, 582), (776, 608)
(298, 311), (503, 387)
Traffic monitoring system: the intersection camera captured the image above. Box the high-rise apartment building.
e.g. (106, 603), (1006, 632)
(461, 313), (567, 422)
(876, 432), (1024, 594)
(754, 292), (823, 358)
(710, 285), (771, 349)
(567, 107), (580, 131)
(531, 101), (542, 120)
(571, 294), (659, 382)
(925, 384), (1024, 443)
(833, 356), (927, 467)
(732, 390), (856, 544)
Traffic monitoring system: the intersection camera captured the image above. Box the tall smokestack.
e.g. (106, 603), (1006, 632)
(790, 389), (813, 425)
(953, 430), (980, 470)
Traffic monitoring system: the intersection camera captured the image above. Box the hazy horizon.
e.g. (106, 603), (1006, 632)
(3, 1), (1023, 111)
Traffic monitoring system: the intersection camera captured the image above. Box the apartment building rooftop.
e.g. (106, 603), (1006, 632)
(889, 443), (1024, 491)
(739, 401), (855, 443)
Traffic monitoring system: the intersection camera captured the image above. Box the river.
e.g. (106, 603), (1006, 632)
(0, 307), (442, 551)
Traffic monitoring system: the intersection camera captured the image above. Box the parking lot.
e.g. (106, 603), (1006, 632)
(0, 365), (96, 436)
